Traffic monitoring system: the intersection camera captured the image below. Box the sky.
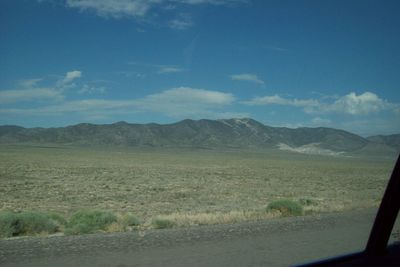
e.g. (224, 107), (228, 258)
(0, 0), (399, 136)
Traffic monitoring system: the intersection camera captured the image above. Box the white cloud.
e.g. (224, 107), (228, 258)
(0, 70), (83, 104)
(41, 99), (133, 113)
(134, 87), (235, 118)
(174, 0), (247, 5)
(132, 87), (235, 117)
(168, 14), (193, 30)
(244, 95), (286, 105)
(64, 0), (246, 20)
(0, 88), (64, 104)
(56, 70), (82, 89)
(324, 92), (387, 115)
(128, 62), (185, 74)
(244, 91), (399, 116)
(53, 0), (248, 31)
(169, 18), (193, 30)
(0, 86), (236, 120)
(244, 94), (319, 109)
(0, 99), (134, 117)
(19, 78), (42, 88)
(136, 87), (234, 105)
(78, 84), (106, 94)
(230, 73), (265, 85)
(157, 66), (184, 73)
(64, 70), (82, 83)
(65, 0), (159, 18)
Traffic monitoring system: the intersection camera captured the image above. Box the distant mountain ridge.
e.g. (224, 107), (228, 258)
(0, 118), (399, 156)
(367, 134), (400, 151)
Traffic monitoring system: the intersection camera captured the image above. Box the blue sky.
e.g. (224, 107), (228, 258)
(0, 0), (399, 136)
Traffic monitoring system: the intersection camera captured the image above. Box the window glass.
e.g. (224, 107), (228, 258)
(0, 0), (399, 266)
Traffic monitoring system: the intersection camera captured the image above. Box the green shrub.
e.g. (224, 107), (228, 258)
(298, 198), (316, 206)
(152, 218), (174, 229)
(267, 199), (304, 216)
(0, 211), (63, 238)
(65, 210), (117, 235)
(123, 213), (140, 227)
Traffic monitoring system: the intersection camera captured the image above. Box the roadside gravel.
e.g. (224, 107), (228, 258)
(1, 209), (390, 267)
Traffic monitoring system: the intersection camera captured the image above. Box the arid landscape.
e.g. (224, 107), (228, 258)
(0, 142), (396, 235)
(1, 1), (400, 265)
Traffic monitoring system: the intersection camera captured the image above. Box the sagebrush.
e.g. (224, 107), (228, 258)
(267, 200), (304, 216)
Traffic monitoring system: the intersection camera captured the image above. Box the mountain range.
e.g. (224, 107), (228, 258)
(0, 118), (399, 156)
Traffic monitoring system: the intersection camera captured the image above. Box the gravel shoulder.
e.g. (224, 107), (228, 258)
(2, 208), (397, 267)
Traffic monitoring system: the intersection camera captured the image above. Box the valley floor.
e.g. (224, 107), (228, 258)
(0, 145), (396, 231)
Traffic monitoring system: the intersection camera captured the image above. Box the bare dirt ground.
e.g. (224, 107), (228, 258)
(0, 145), (394, 224)
(2, 208), (398, 267)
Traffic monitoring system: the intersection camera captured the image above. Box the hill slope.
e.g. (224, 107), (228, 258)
(0, 118), (398, 155)
(367, 134), (400, 151)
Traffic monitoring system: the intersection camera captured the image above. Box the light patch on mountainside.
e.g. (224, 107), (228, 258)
(233, 118), (252, 127)
(220, 118), (259, 134)
(217, 118), (270, 141)
(278, 143), (344, 156)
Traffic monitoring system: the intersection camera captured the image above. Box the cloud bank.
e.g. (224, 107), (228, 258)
(0, 88), (64, 104)
(244, 91), (398, 115)
(1, 85), (236, 120)
(0, 71), (83, 104)
(65, 0), (158, 18)
(62, 0), (248, 29)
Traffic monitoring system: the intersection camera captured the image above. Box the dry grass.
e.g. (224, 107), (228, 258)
(151, 209), (281, 228)
(0, 145), (396, 232)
